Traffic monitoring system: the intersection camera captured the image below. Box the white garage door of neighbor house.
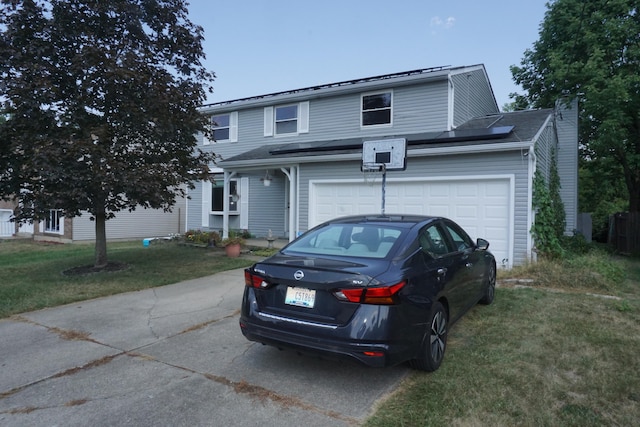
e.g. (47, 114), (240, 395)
(310, 178), (512, 267)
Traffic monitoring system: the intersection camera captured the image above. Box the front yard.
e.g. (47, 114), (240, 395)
(365, 253), (640, 426)
(1, 239), (638, 425)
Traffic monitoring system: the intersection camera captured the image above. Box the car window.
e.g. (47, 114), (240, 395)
(443, 222), (473, 252)
(286, 224), (402, 258)
(419, 225), (450, 258)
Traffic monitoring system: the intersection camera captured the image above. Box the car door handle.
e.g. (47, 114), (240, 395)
(437, 268), (447, 276)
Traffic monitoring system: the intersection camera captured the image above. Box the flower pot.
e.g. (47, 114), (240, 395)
(224, 243), (241, 258)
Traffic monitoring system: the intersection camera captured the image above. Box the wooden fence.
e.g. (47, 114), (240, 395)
(609, 212), (640, 254)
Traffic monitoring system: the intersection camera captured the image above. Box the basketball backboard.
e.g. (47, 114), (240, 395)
(362, 138), (407, 171)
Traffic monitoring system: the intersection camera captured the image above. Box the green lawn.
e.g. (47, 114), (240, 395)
(365, 254), (640, 426)
(0, 239), (255, 318)
(2, 239), (638, 425)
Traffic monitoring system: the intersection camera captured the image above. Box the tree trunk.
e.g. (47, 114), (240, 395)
(94, 211), (108, 268)
(626, 172), (640, 213)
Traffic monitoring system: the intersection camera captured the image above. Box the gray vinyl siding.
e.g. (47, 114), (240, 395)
(200, 79), (454, 165)
(555, 100), (579, 233)
(296, 150), (531, 266)
(245, 172), (287, 238)
(186, 181), (204, 232)
(534, 124), (555, 181)
(451, 69), (499, 127)
(72, 196), (186, 241)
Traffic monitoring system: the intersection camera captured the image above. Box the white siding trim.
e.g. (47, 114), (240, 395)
(264, 107), (274, 136)
(202, 180), (211, 227)
(240, 177), (249, 229)
(298, 101), (309, 133)
(230, 111), (238, 142)
(448, 77), (455, 130)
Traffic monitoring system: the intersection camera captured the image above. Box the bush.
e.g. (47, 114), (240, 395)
(184, 229), (221, 246)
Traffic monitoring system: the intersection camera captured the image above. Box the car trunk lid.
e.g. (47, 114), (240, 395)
(246, 254), (389, 326)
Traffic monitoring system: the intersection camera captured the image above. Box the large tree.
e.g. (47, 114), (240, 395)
(511, 0), (640, 212)
(0, 0), (216, 268)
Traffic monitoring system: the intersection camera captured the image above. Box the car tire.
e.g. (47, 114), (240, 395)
(409, 301), (448, 372)
(479, 261), (496, 305)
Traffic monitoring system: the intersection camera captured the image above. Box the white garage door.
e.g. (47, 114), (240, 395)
(310, 178), (512, 267)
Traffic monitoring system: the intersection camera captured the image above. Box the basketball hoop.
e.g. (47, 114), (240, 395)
(361, 139), (406, 215)
(362, 162), (383, 185)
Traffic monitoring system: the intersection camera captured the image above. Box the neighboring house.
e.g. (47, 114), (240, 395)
(190, 64), (578, 268)
(0, 200), (16, 237)
(0, 197), (186, 242)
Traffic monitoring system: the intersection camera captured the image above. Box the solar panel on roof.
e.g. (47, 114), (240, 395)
(434, 126), (514, 142)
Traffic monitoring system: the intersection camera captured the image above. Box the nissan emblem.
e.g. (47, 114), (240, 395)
(294, 270), (304, 280)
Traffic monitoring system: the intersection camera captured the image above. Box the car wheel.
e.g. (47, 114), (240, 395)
(409, 301), (448, 372)
(479, 261), (496, 305)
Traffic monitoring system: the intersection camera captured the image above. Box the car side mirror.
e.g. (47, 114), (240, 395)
(476, 238), (490, 251)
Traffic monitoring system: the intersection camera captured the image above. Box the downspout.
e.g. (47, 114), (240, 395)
(222, 170), (237, 239)
(527, 146), (537, 263)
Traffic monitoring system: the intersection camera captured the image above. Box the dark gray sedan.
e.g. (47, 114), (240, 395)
(240, 214), (496, 371)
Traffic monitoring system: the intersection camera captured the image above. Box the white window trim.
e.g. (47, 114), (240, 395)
(211, 178), (240, 215)
(203, 111), (238, 145)
(40, 209), (64, 235)
(274, 103), (299, 137)
(360, 90), (393, 128)
(298, 101), (309, 133)
(264, 107), (274, 136)
(264, 102), (309, 137)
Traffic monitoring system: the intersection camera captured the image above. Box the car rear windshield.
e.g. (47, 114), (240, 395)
(285, 223), (402, 258)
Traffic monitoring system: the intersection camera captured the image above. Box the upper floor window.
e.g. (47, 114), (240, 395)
(362, 91), (392, 127)
(275, 105), (298, 135)
(263, 102), (309, 137)
(204, 111), (237, 144)
(212, 114), (230, 141)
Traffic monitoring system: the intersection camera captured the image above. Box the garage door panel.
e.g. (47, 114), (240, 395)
(455, 205), (478, 220)
(311, 179), (511, 267)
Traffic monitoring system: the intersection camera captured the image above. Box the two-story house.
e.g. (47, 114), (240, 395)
(191, 64), (578, 268)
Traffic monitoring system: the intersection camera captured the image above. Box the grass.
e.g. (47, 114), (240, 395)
(0, 239), (255, 318)
(2, 239), (639, 425)
(365, 249), (640, 426)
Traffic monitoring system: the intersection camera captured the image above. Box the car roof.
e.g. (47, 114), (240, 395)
(325, 214), (441, 228)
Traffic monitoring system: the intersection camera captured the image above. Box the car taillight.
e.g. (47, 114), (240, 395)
(244, 271), (271, 289)
(334, 281), (405, 305)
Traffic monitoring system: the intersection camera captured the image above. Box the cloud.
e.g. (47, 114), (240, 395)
(430, 16), (456, 30)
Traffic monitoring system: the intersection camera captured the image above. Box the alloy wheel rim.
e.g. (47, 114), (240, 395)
(430, 311), (446, 363)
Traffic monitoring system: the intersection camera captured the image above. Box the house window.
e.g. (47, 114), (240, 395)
(362, 91), (392, 126)
(45, 209), (62, 233)
(204, 112), (237, 144)
(212, 180), (238, 212)
(275, 105), (298, 135)
(211, 114), (230, 141)
(264, 102), (308, 136)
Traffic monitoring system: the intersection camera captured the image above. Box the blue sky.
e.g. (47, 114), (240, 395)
(186, 0), (548, 109)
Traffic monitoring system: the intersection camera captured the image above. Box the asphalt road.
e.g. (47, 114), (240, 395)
(0, 267), (409, 426)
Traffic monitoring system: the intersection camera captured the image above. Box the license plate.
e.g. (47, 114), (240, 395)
(285, 287), (316, 308)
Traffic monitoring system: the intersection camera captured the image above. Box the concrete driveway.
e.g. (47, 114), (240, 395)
(0, 268), (409, 426)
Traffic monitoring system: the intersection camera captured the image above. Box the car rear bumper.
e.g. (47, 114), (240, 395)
(239, 290), (422, 368)
(239, 316), (401, 367)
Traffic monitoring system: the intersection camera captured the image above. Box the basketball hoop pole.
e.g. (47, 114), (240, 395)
(381, 164), (387, 216)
